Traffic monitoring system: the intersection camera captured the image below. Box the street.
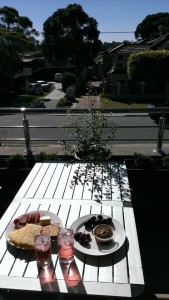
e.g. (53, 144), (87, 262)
(0, 112), (169, 146)
(0, 81), (169, 147)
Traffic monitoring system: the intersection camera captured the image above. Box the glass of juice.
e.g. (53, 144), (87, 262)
(58, 228), (74, 264)
(34, 233), (51, 266)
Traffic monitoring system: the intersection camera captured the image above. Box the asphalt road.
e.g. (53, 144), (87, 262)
(0, 113), (168, 146)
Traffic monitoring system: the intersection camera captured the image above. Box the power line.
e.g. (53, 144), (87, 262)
(100, 31), (135, 33)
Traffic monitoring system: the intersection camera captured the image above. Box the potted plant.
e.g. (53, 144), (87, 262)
(61, 101), (118, 161)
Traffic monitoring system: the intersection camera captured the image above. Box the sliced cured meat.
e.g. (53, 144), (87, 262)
(18, 214), (28, 225)
(27, 213), (33, 223)
(34, 212), (41, 223)
(14, 218), (19, 226)
(14, 212), (43, 228)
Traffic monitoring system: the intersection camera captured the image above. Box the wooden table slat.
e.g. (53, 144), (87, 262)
(124, 207), (144, 285)
(119, 163), (132, 202)
(54, 163), (72, 199)
(25, 163), (50, 198)
(44, 163), (64, 198)
(14, 163), (42, 199)
(34, 163), (58, 198)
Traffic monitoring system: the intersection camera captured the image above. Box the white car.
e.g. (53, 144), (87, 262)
(54, 73), (62, 82)
(36, 80), (50, 92)
(24, 83), (43, 95)
(30, 99), (45, 108)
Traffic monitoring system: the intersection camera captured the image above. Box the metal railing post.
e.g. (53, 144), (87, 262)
(157, 115), (165, 154)
(22, 108), (32, 155)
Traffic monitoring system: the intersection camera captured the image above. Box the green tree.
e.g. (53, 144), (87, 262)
(42, 3), (101, 71)
(127, 50), (169, 83)
(0, 6), (39, 38)
(0, 6), (39, 97)
(135, 13), (169, 41)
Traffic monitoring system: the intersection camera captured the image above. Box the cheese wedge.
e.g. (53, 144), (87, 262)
(40, 215), (51, 226)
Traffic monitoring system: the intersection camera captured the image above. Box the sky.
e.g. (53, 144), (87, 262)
(1, 0), (169, 43)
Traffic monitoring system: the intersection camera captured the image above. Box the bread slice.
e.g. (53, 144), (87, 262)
(9, 223), (42, 249)
(8, 223), (60, 249)
(41, 223), (60, 237)
(8, 225), (27, 247)
(21, 224), (42, 249)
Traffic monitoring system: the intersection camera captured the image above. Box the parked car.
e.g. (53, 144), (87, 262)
(54, 73), (62, 82)
(35, 80), (50, 92)
(148, 102), (169, 121)
(30, 99), (45, 108)
(22, 83), (43, 95)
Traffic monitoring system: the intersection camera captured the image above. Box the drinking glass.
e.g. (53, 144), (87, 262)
(34, 233), (51, 266)
(58, 228), (74, 264)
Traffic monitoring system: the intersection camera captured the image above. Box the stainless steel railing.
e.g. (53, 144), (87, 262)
(0, 107), (169, 155)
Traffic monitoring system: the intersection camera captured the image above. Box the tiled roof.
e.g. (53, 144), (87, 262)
(109, 44), (150, 54)
(108, 33), (169, 54)
(151, 33), (169, 50)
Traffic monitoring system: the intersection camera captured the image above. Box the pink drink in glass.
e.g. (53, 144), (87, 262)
(34, 233), (51, 266)
(58, 228), (74, 264)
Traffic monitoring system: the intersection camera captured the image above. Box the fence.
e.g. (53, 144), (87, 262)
(0, 107), (169, 156)
(104, 82), (168, 101)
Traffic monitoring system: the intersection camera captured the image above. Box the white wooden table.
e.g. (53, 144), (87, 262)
(0, 161), (144, 298)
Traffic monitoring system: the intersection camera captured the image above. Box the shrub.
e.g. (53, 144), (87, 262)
(34, 152), (48, 162)
(128, 50), (169, 83)
(162, 154), (169, 169)
(134, 152), (154, 168)
(7, 154), (27, 169)
(34, 152), (59, 162)
(57, 97), (72, 107)
(62, 72), (77, 92)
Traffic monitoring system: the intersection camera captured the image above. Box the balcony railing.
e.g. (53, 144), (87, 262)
(0, 107), (169, 155)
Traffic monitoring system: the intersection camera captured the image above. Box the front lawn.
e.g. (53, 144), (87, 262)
(14, 94), (40, 107)
(101, 96), (151, 108)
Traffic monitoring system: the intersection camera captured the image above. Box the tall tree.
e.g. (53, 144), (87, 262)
(135, 13), (169, 41)
(0, 6), (39, 95)
(42, 4), (101, 71)
(0, 6), (39, 38)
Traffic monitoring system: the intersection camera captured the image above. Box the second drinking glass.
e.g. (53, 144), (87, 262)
(58, 228), (74, 264)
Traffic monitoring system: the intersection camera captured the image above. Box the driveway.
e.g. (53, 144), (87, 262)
(43, 82), (100, 109)
(43, 82), (65, 108)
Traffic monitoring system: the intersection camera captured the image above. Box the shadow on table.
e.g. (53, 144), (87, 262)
(60, 260), (87, 294)
(68, 161), (129, 203)
(38, 259), (87, 295)
(38, 260), (60, 292)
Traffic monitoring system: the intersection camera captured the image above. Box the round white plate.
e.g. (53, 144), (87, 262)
(71, 214), (126, 256)
(6, 210), (62, 250)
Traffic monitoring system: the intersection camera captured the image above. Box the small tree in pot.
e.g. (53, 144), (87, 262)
(61, 99), (118, 161)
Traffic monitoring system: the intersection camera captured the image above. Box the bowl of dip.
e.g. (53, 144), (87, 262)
(93, 224), (114, 245)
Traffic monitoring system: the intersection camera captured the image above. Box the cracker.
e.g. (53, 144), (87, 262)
(8, 223), (42, 249)
(41, 223), (60, 237)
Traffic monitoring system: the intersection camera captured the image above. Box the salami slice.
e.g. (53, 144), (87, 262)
(34, 212), (41, 223)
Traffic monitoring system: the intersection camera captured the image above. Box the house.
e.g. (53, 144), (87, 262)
(95, 33), (169, 85)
